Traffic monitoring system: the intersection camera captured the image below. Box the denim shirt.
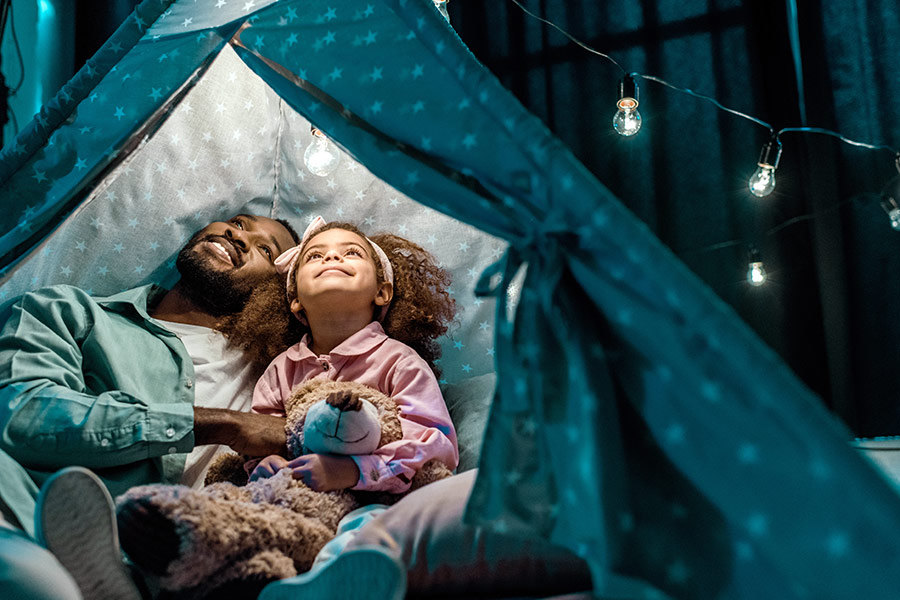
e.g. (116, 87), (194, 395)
(0, 284), (195, 535)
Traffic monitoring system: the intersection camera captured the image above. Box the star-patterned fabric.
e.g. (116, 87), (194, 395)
(3, 1), (900, 598)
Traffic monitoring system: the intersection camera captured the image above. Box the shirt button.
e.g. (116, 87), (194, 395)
(166, 427), (176, 438)
(167, 446), (178, 454)
(321, 362), (329, 371)
(100, 439), (110, 447)
(185, 379), (193, 388)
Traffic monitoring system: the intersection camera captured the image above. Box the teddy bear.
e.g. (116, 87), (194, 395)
(115, 379), (453, 599)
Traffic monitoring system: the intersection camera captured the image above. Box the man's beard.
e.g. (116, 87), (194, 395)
(175, 234), (256, 317)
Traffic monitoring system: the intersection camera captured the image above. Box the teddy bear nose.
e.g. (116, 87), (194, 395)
(326, 391), (364, 412)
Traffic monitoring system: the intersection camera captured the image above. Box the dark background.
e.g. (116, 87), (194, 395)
(11, 0), (900, 436)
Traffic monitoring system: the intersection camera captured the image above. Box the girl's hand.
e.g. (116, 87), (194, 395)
(288, 454), (360, 491)
(249, 454), (291, 481)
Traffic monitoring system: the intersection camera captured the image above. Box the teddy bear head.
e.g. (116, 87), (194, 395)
(284, 379), (404, 459)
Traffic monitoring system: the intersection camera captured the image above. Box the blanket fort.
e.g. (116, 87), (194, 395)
(2, 1), (900, 598)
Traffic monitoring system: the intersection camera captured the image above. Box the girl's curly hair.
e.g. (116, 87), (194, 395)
(289, 222), (456, 377)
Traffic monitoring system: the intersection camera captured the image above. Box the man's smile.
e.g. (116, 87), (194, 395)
(202, 238), (239, 266)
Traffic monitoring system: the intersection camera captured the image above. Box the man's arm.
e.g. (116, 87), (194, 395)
(193, 407), (287, 456)
(0, 287), (194, 470)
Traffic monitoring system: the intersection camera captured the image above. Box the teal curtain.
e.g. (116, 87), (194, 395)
(232, 1), (900, 597)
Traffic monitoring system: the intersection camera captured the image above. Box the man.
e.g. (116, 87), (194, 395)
(0, 213), (301, 598)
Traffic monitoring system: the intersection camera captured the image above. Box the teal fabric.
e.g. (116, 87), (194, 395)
(0, 449), (40, 537)
(0, 284), (193, 524)
(1, 1), (900, 598)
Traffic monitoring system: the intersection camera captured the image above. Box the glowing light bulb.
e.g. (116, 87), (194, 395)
(749, 165), (776, 197)
(746, 247), (767, 286)
(887, 208), (900, 231)
(748, 137), (782, 198)
(880, 168), (900, 231)
(303, 127), (340, 176)
(747, 261), (767, 286)
(613, 75), (642, 137)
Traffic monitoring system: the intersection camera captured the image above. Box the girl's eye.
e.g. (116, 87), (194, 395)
(305, 252), (322, 262)
(346, 249), (361, 257)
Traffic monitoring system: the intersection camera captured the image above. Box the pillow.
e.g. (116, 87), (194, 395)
(852, 438), (900, 491)
(346, 470), (593, 599)
(442, 374), (496, 472)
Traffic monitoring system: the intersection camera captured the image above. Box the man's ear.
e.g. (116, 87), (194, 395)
(374, 281), (393, 306)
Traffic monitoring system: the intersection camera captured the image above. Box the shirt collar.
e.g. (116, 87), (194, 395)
(95, 284), (175, 335)
(288, 321), (388, 360)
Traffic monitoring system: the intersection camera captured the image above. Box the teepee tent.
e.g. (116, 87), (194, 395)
(2, 1), (900, 597)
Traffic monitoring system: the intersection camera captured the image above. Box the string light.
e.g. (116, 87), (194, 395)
(613, 75), (642, 137)
(303, 126), (340, 176)
(505, 0), (900, 237)
(880, 156), (900, 230)
(748, 136), (782, 197)
(746, 247), (767, 287)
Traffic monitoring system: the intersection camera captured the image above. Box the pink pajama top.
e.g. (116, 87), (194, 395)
(252, 322), (459, 493)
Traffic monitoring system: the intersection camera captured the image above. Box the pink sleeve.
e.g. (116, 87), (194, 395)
(351, 355), (459, 493)
(251, 353), (292, 418)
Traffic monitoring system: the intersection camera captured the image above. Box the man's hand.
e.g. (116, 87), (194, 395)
(288, 454), (360, 491)
(249, 454), (291, 481)
(193, 407), (286, 456)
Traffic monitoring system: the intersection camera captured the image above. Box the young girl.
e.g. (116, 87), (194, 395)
(249, 216), (459, 493)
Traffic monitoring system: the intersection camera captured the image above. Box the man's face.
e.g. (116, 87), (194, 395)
(176, 214), (295, 316)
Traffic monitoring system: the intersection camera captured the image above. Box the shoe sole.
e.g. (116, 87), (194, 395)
(35, 466), (143, 600)
(259, 547), (406, 600)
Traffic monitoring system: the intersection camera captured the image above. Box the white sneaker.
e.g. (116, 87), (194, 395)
(35, 466), (143, 600)
(258, 546), (406, 600)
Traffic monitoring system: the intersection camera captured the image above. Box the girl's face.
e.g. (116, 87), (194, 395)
(291, 228), (392, 320)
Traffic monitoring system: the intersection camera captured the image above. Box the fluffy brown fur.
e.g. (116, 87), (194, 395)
(288, 222), (457, 377)
(116, 379), (452, 598)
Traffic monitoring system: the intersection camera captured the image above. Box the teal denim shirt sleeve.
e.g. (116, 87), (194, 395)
(0, 285), (195, 472)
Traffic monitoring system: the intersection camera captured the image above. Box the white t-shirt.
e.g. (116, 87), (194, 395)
(160, 320), (258, 488)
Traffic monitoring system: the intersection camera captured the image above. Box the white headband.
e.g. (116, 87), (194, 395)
(275, 216), (394, 321)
